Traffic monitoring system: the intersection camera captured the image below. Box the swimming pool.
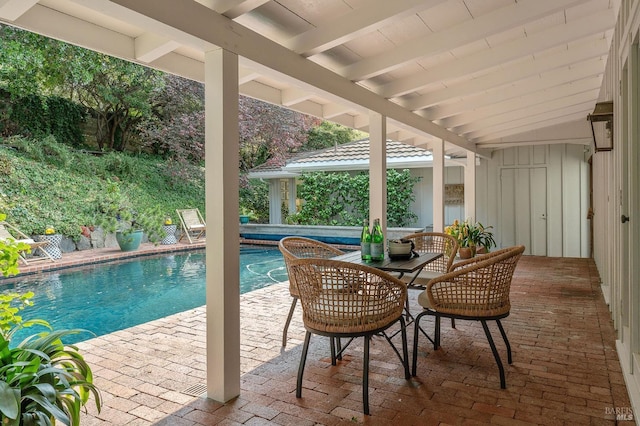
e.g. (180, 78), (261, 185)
(4, 246), (287, 344)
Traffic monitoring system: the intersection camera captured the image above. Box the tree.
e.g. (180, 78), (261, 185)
(138, 74), (205, 163)
(0, 26), (164, 152)
(305, 121), (367, 151)
(72, 56), (164, 151)
(238, 96), (320, 174)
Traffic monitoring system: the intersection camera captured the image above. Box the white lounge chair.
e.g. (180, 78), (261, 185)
(0, 221), (55, 265)
(176, 209), (206, 244)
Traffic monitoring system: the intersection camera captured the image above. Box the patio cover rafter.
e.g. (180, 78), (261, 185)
(107, 0), (475, 152)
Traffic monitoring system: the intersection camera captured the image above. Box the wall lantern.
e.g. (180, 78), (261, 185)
(587, 101), (613, 152)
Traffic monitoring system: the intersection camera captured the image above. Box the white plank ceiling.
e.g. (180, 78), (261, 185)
(0, 0), (617, 157)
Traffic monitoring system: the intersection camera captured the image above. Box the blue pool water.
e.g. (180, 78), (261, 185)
(3, 247), (287, 344)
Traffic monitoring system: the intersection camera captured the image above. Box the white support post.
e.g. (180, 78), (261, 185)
(464, 152), (476, 222)
(287, 178), (297, 216)
(268, 179), (282, 224)
(369, 112), (387, 237)
(432, 139), (445, 232)
(204, 48), (240, 402)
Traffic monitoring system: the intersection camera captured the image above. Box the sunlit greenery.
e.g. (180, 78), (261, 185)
(0, 136), (204, 237)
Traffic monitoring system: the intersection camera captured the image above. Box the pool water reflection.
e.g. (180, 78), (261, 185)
(5, 247), (287, 344)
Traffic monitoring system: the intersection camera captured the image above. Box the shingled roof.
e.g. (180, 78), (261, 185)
(248, 139), (443, 179)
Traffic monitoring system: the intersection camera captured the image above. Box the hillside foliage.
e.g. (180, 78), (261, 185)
(0, 136), (204, 237)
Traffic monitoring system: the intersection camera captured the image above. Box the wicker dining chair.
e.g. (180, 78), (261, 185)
(278, 237), (344, 348)
(399, 231), (458, 328)
(412, 245), (525, 389)
(398, 231), (458, 289)
(288, 257), (410, 415)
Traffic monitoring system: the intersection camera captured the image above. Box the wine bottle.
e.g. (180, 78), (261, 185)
(360, 219), (371, 261)
(370, 218), (384, 261)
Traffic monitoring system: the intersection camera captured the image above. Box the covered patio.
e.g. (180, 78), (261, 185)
(1, 0), (639, 422)
(69, 251), (631, 424)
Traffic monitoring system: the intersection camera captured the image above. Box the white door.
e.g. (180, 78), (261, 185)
(530, 167), (548, 256)
(500, 167), (547, 255)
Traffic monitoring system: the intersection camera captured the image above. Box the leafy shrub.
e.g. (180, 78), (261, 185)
(0, 292), (101, 425)
(288, 169), (420, 227)
(1, 136), (204, 237)
(45, 96), (86, 147)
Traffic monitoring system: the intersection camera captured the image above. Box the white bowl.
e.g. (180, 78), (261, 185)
(388, 240), (413, 255)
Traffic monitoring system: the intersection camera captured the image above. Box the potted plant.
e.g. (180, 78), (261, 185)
(445, 219), (478, 259)
(239, 206), (257, 224)
(94, 180), (166, 251)
(474, 222), (496, 254)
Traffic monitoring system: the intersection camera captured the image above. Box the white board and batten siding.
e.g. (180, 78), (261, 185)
(480, 144), (590, 258)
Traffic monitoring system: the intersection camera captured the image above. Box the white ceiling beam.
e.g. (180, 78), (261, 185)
(405, 38), (609, 112)
(147, 51), (206, 81)
(453, 90), (599, 134)
(353, 114), (369, 130)
(134, 32), (180, 63)
(239, 80), (282, 105)
(424, 58), (605, 120)
(441, 78), (602, 128)
(5, 4), (207, 82)
(387, 131), (401, 141)
(10, 4), (136, 59)
(281, 87), (313, 107)
(400, 136), (417, 145)
(379, 9), (615, 98)
(476, 120), (591, 148)
(330, 114), (356, 128)
(64, 0), (217, 52)
(222, 0), (269, 19)
(0, 0), (38, 21)
(474, 114), (592, 144)
(466, 102), (594, 140)
(110, 0), (475, 151)
(285, 99), (324, 118)
(238, 67), (261, 84)
(322, 103), (352, 119)
(342, 0), (587, 81)
(284, 0), (444, 57)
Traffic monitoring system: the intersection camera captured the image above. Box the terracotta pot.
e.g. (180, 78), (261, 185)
(458, 246), (475, 259)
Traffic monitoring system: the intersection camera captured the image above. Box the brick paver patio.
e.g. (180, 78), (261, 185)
(5, 244), (635, 425)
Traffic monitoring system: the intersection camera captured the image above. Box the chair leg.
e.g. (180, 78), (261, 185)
(434, 315), (441, 350)
(282, 297), (298, 348)
(363, 335), (370, 415)
(412, 310), (429, 377)
(296, 331), (312, 398)
(496, 319), (512, 364)
(480, 320), (506, 389)
(451, 318), (456, 328)
(330, 337), (337, 366)
(336, 337), (342, 361)
(399, 316), (410, 379)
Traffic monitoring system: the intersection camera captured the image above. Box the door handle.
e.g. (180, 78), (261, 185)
(622, 215), (630, 223)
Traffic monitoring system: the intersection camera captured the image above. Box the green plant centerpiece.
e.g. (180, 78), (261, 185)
(94, 180), (165, 251)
